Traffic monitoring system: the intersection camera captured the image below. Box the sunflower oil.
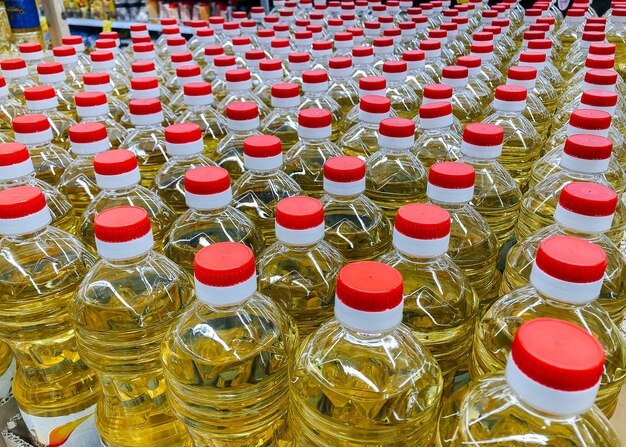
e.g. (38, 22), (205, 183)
(72, 206), (194, 447)
(164, 166), (265, 274)
(379, 203), (477, 390)
(260, 82), (301, 151)
(162, 242), (298, 447)
(339, 94), (392, 160)
(471, 235), (626, 418)
(0, 186), (100, 447)
(289, 261), (443, 446)
(258, 196), (344, 336)
(321, 156), (393, 262)
(412, 101), (462, 169)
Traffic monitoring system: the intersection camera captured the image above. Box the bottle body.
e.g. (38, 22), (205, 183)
(121, 125), (169, 188)
(58, 155), (100, 213)
(284, 138), (343, 198)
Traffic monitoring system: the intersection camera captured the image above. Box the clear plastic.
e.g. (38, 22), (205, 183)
(72, 249), (194, 447)
(214, 126), (261, 181)
(164, 205), (265, 274)
(162, 289), (298, 446)
(284, 135), (343, 198)
(58, 154), (101, 213)
(412, 124), (462, 169)
(121, 122), (169, 187)
(24, 138), (73, 187)
(260, 105), (301, 151)
(174, 104), (228, 159)
(470, 286), (626, 418)
(339, 118), (386, 160)
(299, 92), (344, 142)
(258, 236), (344, 336)
(608, 21), (626, 80)
(0, 224), (100, 440)
(327, 75), (360, 115)
(6, 72), (36, 104)
(386, 79), (420, 120)
(289, 318), (443, 446)
(28, 106), (77, 150)
(0, 94), (23, 132)
(321, 191), (393, 261)
(80, 185), (176, 252)
(379, 247), (478, 388)
(365, 146), (428, 219)
(231, 168), (302, 244)
(437, 373), (622, 446)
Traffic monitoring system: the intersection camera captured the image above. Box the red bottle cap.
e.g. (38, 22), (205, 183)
(535, 236), (606, 283)
(194, 242), (256, 287)
(559, 182), (617, 217)
(94, 150), (138, 175)
(336, 261), (404, 311)
(243, 135), (282, 157)
(324, 156), (366, 182)
(94, 206), (151, 243)
(0, 186), (46, 218)
(184, 166), (231, 195)
(395, 203), (451, 239)
(276, 196), (324, 230)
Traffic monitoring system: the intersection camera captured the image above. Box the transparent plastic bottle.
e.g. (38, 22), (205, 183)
(243, 49), (266, 90)
(470, 41), (505, 90)
(339, 95), (392, 160)
(74, 91), (128, 149)
(260, 82), (302, 151)
(132, 44), (168, 82)
(503, 181), (626, 324)
(561, 31), (607, 81)
(211, 55), (239, 104)
(363, 21), (381, 45)
(284, 108), (343, 197)
(428, 28), (456, 66)
(608, 8), (626, 79)
(62, 36), (91, 74)
(90, 46), (129, 83)
(0, 186), (100, 447)
(18, 42), (45, 81)
(12, 113), (72, 186)
(560, 69), (621, 114)
(153, 123), (216, 215)
(164, 166), (264, 273)
(0, 142), (76, 234)
(438, 318), (622, 446)
(81, 150), (175, 252)
(52, 45), (85, 90)
(166, 65), (204, 114)
(218, 68), (271, 119)
(471, 235), (626, 417)
(82, 73), (129, 125)
(556, 7), (586, 56)
(327, 56), (360, 115)
(427, 162), (500, 310)
(200, 45), (224, 85)
(24, 85), (76, 149)
(57, 123), (110, 213)
(381, 61), (420, 120)
(321, 156), (392, 261)
(516, 135), (626, 247)
(258, 196), (344, 335)
(289, 260), (443, 446)
(0, 76), (23, 132)
(380, 202), (477, 390)
(371, 36), (397, 71)
(531, 111), (626, 192)
(459, 123), (523, 250)
(441, 65), (483, 125)
(403, 50), (435, 103)
(413, 102), (462, 168)
(121, 98), (169, 187)
(0, 58), (36, 104)
(419, 39), (445, 82)
(232, 135), (302, 243)
(73, 206), (193, 447)
(162, 241), (297, 446)
(285, 51), (311, 87)
(254, 59), (285, 108)
(297, 71), (342, 141)
(420, 84), (465, 137)
(129, 77), (175, 124)
(342, 75), (394, 133)
(365, 118), (428, 219)
(351, 46), (380, 81)
(482, 85), (542, 189)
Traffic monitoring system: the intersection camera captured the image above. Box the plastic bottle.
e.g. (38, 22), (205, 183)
(420, 84), (465, 137)
(200, 45), (224, 84)
(261, 82), (302, 151)
(284, 108), (343, 197)
(258, 196), (344, 335)
(379, 203), (477, 389)
(459, 123), (522, 250)
(0, 58), (36, 104)
(166, 65), (204, 114)
(12, 113), (72, 187)
(52, 45), (85, 90)
(351, 46), (380, 81)
(132, 44), (168, 82)
(211, 55), (239, 104)
(164, 166), (264, 272)
(427, 162), (500, 310)
(413, 102), (462, 168)
(562, 31), (607, 81)
(516, 135), (626, 248)
(62, 36), (91, 74)
(121, 98), (168, 187)
(232, 135), (302, 243)
(441, 65), (483, 125)
(286, 51), (312, 87)
(339, 95), (392, 161)
(320, 156), (392, 261)
(381, 61), (420, 120)
(82, 73), (129, 127)
(80, 150), (175, 252)
(18, 42), (44, 81)
(57, 123), (111, 213)
(174, 82), (227, 159)
(365, 117), (427, 219)
(254, 59), (284, 108)
(471, 235), (626, 417)
(482, 85), (542, 188)
(218, 68), (271, 120)
(532, 111), (626, 193)
(342, 75), (393, 133)
(438, 318), (622, 446)
(129, 77), (175, 124)
(327, 56), (359, 115)
(505, 65), (554, 139)
(403, 50), (435, 103)
(419, 39), (445, 82)
(162, 241), (297, 446)
(289, 260), (443, 446)
(74, 91), (128, 148)
(503, 181), (626, 324)
(560, 69), (621, 113)
(556, 7), (586, 56)
(24, 85), (76, 149)
(470, 42), (505, 90)
(0, 186), (100, 447)
(0, 142), (75, 233)
(153, 123), (216, 215)
(73, 206), (193, 447)
(90, 45), (129, 81)
(299, 70), (344, 141)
